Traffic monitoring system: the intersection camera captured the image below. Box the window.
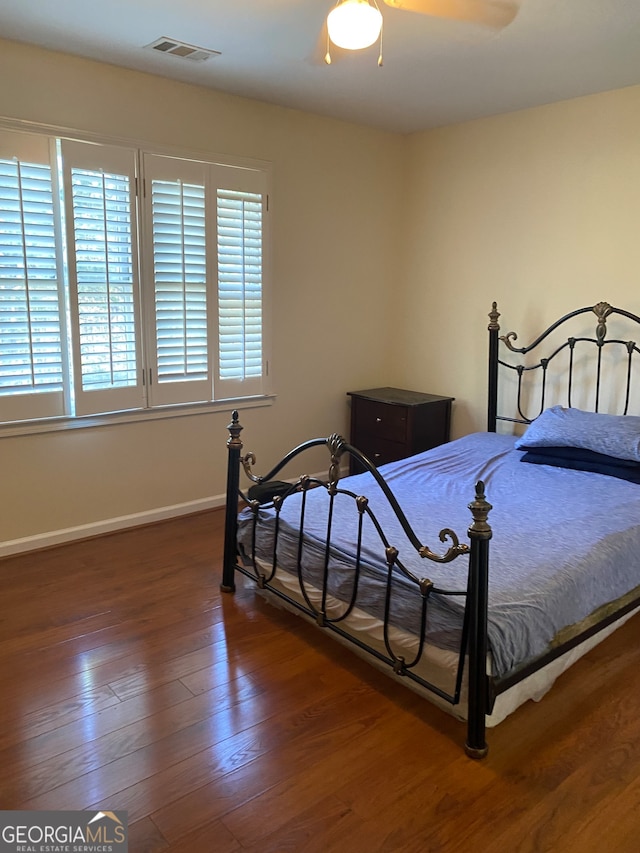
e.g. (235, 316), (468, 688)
(0, 127), (270, 425)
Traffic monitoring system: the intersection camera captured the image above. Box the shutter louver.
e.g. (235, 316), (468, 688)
(0, 147), (65, 422)
(217, 189), (263, 386)
(70, 168), (137, 392)
(62, 140), (143, 417)
(152, 179), (207, 383)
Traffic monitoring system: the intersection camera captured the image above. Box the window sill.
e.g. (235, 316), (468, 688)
(0, 395), (275, 439)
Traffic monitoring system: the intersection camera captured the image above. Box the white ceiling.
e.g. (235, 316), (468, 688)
(1, 0), (639, 134)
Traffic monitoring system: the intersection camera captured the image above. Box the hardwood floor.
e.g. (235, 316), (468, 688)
(1, 510), (638, 852)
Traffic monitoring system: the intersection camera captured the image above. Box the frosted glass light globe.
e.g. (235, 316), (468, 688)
(327, 1), (383, 50)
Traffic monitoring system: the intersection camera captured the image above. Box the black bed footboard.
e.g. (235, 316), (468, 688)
(222, 410), (493, 758)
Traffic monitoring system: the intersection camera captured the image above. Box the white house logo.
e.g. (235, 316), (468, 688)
(0, 810), (128, 853)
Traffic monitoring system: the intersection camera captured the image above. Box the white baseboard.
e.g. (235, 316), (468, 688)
(0, 466), (345, 559)
(0, 494), (227, 559)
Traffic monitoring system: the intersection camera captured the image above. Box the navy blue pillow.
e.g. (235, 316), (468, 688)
(520, 445), (640, 483)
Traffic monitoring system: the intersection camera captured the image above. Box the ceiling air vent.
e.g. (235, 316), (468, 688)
(145, 37), (221, 62)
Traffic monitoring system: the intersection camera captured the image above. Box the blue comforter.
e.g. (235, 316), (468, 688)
(238, 432), (640, 678)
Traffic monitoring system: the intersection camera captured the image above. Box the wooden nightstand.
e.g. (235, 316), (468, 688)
(347, 387), (454, 473)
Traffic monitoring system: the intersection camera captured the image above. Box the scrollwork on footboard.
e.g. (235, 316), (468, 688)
(326, 432), (347, 493)
(241, 451), (261, 483)
(418, 530), (468, 564)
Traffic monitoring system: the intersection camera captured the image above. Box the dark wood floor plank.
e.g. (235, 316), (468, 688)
(1, 508), (639, 851)
(0, 673), (264, 806)
(145, 653), (380, 838)
(218, 698), (422, 847)
(0, 610), (124, 661)
(85, 648), (337, 825)
(239, 793), (366, 853)
(476, 697), (640, 853)
(105, 622), (302, 702)
(0, 618), (235, 734)
(161, 819), (241, 853)
(7, 601), (227, 665)
(126, 816), (170, 853)
(567, 774), (640, 853)
(0, 683), (122, 750)
(88, 666), (378, 826)
(0, 679), (192, 773)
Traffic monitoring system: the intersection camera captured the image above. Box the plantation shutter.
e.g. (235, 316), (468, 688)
(141, 154), (210, 406)
(60, 140), (143, 416)
(0, 126), (271, 427)
(214, 165), (268, 400)
(0, 130), (66, 422)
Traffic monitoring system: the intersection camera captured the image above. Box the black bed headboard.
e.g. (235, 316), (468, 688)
(487, 301), (640, 432)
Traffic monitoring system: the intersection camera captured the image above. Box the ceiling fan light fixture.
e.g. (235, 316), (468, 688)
(327, 0), (383, 51)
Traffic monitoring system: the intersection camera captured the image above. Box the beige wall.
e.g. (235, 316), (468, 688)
(398, 84), (640, 437)
(2, 37), (639, 550)
(0, 40), (405, 546)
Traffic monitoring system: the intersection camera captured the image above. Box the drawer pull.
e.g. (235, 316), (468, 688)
(376, 417), (382, 423)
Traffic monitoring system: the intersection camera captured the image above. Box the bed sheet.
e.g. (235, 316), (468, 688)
(237, 432), (640, 679)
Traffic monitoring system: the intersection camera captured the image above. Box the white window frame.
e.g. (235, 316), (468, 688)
(0, 129), (68, 423)
(140, 153), (212, 408)
(0, 120), (273, 434)
(61, 139), (145, 417)
(212, 164), (269, 402)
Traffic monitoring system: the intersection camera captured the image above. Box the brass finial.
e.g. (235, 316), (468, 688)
(488, 302), (501, 331)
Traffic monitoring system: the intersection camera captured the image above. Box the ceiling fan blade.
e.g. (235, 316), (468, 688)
(381, 0), (519, 29)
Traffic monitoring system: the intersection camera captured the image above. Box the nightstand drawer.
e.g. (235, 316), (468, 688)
(356, 435), (407, 467)
(353, 397), (408, 443)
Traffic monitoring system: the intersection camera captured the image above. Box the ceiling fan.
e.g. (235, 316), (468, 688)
(324, 0), (519, 64)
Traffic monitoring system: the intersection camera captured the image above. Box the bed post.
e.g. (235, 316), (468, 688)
(221, 410), (243, 593)
(487, 302), (500, 432)
(465, 480), (492, 759)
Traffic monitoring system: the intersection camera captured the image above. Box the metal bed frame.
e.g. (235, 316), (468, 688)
(221, 301), (640, 757)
